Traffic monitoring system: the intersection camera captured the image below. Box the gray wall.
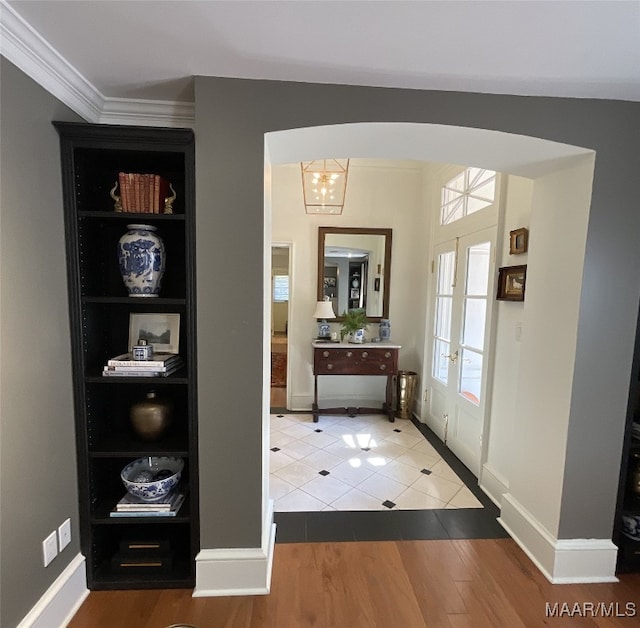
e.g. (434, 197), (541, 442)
(0, 58), (82, 627)
(195, 76), (639, 547)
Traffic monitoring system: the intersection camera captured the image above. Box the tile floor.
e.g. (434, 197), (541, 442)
(270, 412), (484, 512)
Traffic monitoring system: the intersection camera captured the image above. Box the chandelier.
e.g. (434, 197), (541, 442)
(301, 159), (350, 214)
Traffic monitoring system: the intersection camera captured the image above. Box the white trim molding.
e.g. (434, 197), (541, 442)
(0, 0), (102, 122)
(17, 554), (89, 628)
(0, 0), (195, 127)
(479, 462), (509, 508)
(499, 493), (618, 584)
(193, 500), (276, 597)
(100, 98), (195, 128)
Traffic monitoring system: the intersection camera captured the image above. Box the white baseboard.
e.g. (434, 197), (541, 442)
(479, 463), (509, 508)
(499, 493), (618, 584)
(17, 554), (88, 628)
(193, 500), (276, 597)
(289, 394), (313, 412)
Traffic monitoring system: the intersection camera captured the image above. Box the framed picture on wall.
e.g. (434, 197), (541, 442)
(496, 265), (527, 301)
(509, 228), (529, 254)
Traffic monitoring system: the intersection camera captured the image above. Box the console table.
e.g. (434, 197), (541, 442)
(312, 341), (401, 422)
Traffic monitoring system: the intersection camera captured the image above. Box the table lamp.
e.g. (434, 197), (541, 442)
(313, 299), (336, 339)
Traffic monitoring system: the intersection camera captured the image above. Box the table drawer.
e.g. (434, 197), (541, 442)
(314, 347), (398, 375)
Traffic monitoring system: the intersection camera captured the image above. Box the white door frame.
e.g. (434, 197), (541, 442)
(271, 241), (293, 409)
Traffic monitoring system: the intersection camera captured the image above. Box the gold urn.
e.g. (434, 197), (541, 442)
(129, 391), (173, 441)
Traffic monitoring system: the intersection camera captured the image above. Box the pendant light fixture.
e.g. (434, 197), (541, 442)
(301, 159), (350, 214)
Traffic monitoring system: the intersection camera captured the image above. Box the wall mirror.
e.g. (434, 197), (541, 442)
(317, 227), (392, 322)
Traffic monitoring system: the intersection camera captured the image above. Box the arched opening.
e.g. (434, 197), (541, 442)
(264, 122), (594, 522)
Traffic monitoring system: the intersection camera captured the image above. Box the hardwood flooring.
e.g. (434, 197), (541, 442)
(68, 539), (640, 627)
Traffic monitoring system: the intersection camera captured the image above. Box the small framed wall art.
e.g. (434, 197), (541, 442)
(129, 313), (180, 353)
(496, 265), (527, 301)
(509, 228), (529, 255)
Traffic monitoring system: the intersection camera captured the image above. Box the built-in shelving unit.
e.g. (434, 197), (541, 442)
(614, 308), (640, 573)
(55, 122), (198, 589)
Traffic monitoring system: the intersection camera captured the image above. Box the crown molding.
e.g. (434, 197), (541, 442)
(100, 97), (195, 128)
(0, 0), (195, 127)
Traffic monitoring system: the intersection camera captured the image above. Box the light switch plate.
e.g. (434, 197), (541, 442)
(42, 531), (57, 567)
(58, 518), (71, 551)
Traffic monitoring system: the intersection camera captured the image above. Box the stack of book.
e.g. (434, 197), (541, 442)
(118, 172), (171, 213)
(102, 352), (183, 377)
(110, 491), (185, 518)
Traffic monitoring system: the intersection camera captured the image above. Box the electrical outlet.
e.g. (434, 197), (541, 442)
(58, 518), (71, 551)
(42, 531), (58, 567)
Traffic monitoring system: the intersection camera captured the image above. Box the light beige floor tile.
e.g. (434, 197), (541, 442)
(300, 448), (344, 471)
(300, 431), (340, 448)
(385, 429), (425, 448)
(281, 439), (322, 460)
(369, 439), (408, 460)
(430, 458), (466, 483)
(395, 448), (440, 470)
(275, 489), (327, 512)
(269, 475), (296, 501)
(331, 488), (386, 510)
(410, 439), (442, 458)
(270, 412), (485, 515)
(447, 486), (484, 509)
(394, 486), (448, 510)
(356, 473), (407, 501)
(273, 460), (321, 487)
(322, 438), (367, 459)
(410, 473), (462, 502)
(269, 450), (297, 472)
(281, 423), (316, 439)
(270, 430), (298, 448)
(329, 458), (376, 487)
(377, 459), (425, 486)
(301, 475), (352, 504)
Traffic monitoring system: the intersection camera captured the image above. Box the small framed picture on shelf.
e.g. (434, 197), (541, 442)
(496, 265), (527, 301)
(129, 313), (180, 354)
(509, 228), (529, 255)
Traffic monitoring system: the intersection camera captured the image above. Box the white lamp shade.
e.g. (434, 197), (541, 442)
(313, 300), (336, 319)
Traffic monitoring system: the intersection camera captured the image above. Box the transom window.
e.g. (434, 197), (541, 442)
(440, 167), (496, 226)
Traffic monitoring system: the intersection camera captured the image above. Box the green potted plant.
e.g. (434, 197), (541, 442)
(340, 308), (369, 343)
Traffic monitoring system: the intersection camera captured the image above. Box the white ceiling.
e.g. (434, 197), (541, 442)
(2, 0), (639, 124)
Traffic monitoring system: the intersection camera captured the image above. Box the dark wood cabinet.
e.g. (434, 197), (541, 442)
(614, 309), (640, 573)
(312, 342), (400, 423)
(54, 122), (198, 589)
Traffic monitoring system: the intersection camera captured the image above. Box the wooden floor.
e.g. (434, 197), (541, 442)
(68, 539), (640, 627)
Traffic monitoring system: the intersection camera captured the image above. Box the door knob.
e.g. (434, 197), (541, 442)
(441, 350), (458, 363)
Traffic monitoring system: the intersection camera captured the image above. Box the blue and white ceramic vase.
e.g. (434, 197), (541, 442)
(117, 224), (165, 297)
(379, 319), (391, 341)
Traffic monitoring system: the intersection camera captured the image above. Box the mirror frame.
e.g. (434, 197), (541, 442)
(317, 227), (393, 322)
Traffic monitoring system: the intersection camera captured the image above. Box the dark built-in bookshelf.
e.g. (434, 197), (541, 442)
(54, 122), (198, 589)
(614, 306), (640, 574)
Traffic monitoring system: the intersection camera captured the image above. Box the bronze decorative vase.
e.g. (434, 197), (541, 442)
(129, 391), (173, 441)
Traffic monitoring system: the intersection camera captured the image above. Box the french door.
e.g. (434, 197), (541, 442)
(428, 228), (495, 476)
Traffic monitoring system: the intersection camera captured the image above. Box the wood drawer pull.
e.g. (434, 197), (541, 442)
(327, 364), (333, 370)
(323, 351), (329, 357)
(362, 352), (368, 358)
(379, 364), (386, 371)
(385, 352), (391, 358)
(346, 351), (353, 357)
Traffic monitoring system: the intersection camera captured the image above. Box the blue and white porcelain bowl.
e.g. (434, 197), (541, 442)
(121, 456), (183, 502)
